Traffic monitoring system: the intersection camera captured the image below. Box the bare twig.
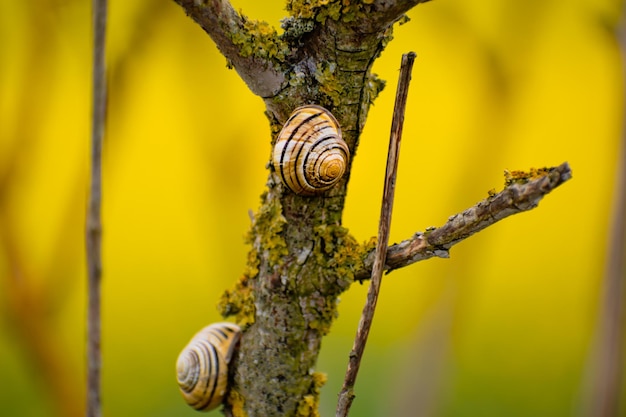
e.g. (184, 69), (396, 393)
(354, 162), (573, 281)
(87, 0), (106, 416)
(583, 7), (626, 416)
(336, 52), (416, 417)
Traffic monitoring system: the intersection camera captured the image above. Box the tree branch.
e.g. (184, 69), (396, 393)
(173, 0), (285, 97)
(172, 0), (433, 104)
(169, 2), (573, 417)
(355, 162), (573, 281)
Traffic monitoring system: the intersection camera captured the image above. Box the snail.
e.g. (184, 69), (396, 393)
(176, 322), (241, 411)
(272, 105), (350, 196)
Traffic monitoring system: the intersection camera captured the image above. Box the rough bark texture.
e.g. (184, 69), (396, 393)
(171, 2), (570, 417)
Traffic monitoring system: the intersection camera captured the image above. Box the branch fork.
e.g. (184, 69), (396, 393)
(170, 2), (573, 417)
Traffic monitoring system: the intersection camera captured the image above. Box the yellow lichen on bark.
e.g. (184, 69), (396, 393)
(218, 275), (256, 327)
(504, 167), (554, 186)
(286, 0), (379, 24)
(228, 389), (249, 417)
(295, 372), (327, 417)
(218, 193), (288, 327)
(229, 16), (288, 62)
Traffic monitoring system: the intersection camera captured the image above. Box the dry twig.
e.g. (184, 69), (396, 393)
(87, 0), (107, 416)
(336, 52), (416, 417)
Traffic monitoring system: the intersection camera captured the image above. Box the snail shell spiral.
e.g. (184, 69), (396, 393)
(176, 322), (241, 411)
(272, 105), (350, 196)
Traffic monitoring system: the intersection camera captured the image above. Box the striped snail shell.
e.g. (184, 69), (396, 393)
(176, 322), (241, 411)
(272, 105), (350, 196)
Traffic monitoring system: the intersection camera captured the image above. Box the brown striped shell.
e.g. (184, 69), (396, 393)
(272, 105), (350, 196)
(176, 322), (241, 411)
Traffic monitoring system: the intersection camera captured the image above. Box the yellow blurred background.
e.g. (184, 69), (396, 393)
(0, 0), (623, 416)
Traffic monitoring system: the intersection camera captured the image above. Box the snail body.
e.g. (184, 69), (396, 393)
(176, 322), (241, 411)
(272, 105), (350, 196)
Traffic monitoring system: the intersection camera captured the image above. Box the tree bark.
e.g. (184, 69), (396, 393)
(171, 2), (570, 416)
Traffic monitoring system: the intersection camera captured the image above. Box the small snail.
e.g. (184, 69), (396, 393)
(176, 322), (241, 411)
(272, 105), (350, 196)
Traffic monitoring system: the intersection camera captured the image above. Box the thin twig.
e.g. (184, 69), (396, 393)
(354, 162), (572, 281)
(583, 7), (626, 416)
(87, 0), (106, 416)
(336, 52), (416, 417)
